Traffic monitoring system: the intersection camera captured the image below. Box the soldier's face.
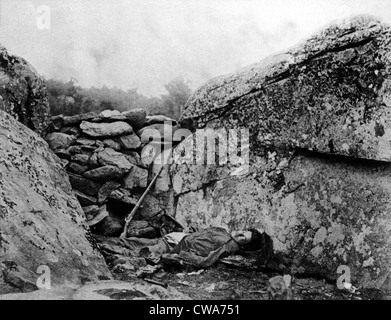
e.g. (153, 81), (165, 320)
(231, 231), (252, 245)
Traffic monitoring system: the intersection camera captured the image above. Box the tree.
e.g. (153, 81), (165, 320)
(46, 76), (193, 119)
(159, 76), (192, 119)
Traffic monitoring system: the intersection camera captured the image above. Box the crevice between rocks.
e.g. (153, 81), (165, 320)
(295, 147), (391, 168)
(296, 36), (376, 66)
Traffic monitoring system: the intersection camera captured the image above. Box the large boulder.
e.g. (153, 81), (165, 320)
(0, 46), (49, 135)
(181, 15), (391, 163)
(0, 110), (112, 294)
(172, 135), (391, 289)
(172, 16), (391, 291)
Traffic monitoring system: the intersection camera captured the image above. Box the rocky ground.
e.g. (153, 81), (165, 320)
(112, 262), (385, 300)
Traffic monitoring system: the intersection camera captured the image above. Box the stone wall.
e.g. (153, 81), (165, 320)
(45, 110), (185, 239)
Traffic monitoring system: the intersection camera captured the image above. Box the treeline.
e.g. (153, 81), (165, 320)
(46, 76), (192, 120)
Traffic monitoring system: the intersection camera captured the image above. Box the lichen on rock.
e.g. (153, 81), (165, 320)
(172, 15), (391, 290)
(0, 110), (112, 294)
(0, 45), (49, 135)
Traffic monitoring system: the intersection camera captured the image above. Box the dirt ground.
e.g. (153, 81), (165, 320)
(112, 262), (385, 300)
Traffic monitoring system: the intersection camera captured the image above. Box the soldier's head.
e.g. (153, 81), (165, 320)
(231, 229), (267, 252)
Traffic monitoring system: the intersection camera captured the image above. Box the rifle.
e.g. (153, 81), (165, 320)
(119, 165), (164, 239)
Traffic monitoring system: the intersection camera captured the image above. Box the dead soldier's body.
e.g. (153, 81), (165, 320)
(96, 227), (273, 269)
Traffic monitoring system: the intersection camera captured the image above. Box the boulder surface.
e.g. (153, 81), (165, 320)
(0, 45), (49, 135)
(173, 16), (391, 290)
(0, 110), (112, 294)
(181, 15), (391, 163)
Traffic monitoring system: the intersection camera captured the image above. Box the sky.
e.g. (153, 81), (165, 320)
(0, 0), (390, 97)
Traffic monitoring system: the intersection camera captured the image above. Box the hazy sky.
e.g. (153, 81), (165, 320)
(0, 0), (390, 96)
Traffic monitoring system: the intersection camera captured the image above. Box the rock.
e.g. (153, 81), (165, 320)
(268, 276), (294, 300)
(68, 162), (89, 175)
(88, 153), (100, 168)
(0, 47), (49, 135)
(82, 205), (100, 217)
(0, 279), (190, 300)
(59, 159), (69, 168)
(122, 108), (147, 129)
(99, 109), (124, 119)
(95, 140), (104, 148)
(112, 257), (147, 272)
(84, 166), (128, 181)
(137, 124), (178, 143)
(95, 146), (105, 153)
(118, 134), (141, 150)
(85, 205), (109, 227)
(60, 126), (81, 137)
(0, 110), (111, 294)
(141, 141), (176, 160)
(76, 138), (96, 146)
(63, 112), (98, 126)
(140, 143), (161, 167)
(94, 216), (124, 237)
(152, 164), (171, 193)
(67, 145), (83, 155)
(145, 115), (177, 126)
(181, 15), (391, 163)
(55, 149), (72, 160)
(215, 281), (230, 291)
(204, 284), (216, 292)
(80, 121), (133, 138)
(70, 154), (90, 166)
(126, 221), (157, 239)
(45, 132), (75, 151)
(68, 173), (102, 196)
(74, 191), (97, 207)
(47, 115), (64, 132)
(137, 194), (162, 220)
(102, 139), (121, 151)
(139, 141), (176, 168)
(0, 286), (78, 300)
(122, 151), (143, 167)
(71, 280), (190, 300)
(171, 16), (391, 290)
(0, 262), (40, 293)
(108, 189), (138, 206)
(97, 148), (133, 171)
(79, 145), (96, 153)
(152, 149), (173, 193)
(97, 181), (121, 205)
(123, 166), (149, 189)
(381, 275), (391, 294)
(169, 128), (239, 195)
